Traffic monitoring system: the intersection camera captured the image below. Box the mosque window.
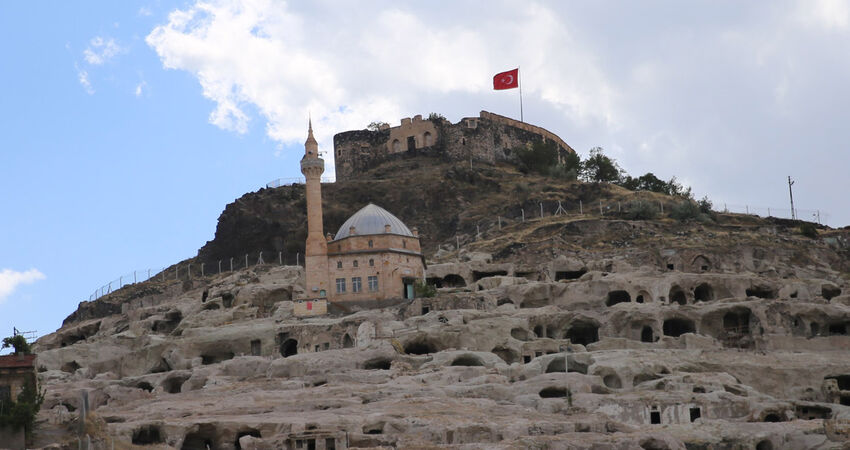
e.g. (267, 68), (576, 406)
(337, 261), (342, 269)
(336, 278), (346, 293)
(353, 260), (359, 268)
(368, 240), (373, 248)
(368, 276), (378, 292)
(352, 277), (362, 293)
(403, 241), (407, 248)
(369, 259), (374, 267)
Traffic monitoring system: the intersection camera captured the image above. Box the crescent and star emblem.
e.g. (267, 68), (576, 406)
(503, 74), (514, 84)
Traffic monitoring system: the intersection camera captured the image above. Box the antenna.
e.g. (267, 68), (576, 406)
(788, 176), (796, 220)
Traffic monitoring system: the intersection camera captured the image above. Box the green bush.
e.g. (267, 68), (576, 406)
(670, 201), (702, 222)
(1, 335), (31, 355)
(581, 147), (622, 183)
(800, 222), (819, 239)
(514, 141), (559, 174)
(0, 380), (44, 434)
(415, 281), (437, 298)
(622, 201), (658, 220)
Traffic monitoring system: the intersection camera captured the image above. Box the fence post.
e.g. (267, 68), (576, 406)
(660, 202), (664, 214)
(279, 251), (282, 265)
(599, 200), (603, 215)
(297, 252), (300, 266)
(258, 251), (264, 265)
(521, 209), (525, 222)
(476, 224), (480, 239)
(107, 282), (111, 294)
(245, 254), (249, 268)
(147, 269), (150, 281)
(230, 258), (233, 272)
(134, 271), (137, 284)
(768, 207), (771, 217)
(188, 264), (192, 279)
(618, 201), (621, 212)
(539, 202), (543, 218)
(119, 276), (122, 288)
(579, 200), (583, 215)
(746, 205), (749, 214)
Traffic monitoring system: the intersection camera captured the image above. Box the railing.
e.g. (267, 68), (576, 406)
(265, 176), (334, 189)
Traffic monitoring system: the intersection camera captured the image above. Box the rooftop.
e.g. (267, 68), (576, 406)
(332, 203), (414, 241)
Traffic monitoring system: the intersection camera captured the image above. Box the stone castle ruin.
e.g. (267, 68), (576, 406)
(333, 111), (575, 180)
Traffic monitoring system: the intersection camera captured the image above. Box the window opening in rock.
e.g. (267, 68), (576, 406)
(152, 310), (183, 334)
(325, 438), (336, 450)
(535, 351), (543, 358)
(650, 411), (661, 424)
(404, 339), (437, 355)
(533, 325), (544, 338)
(602, 373), (622, 389)
(201, 350), (235, 365)
(61, 360), (81, 373)
(342, 334), (354, 348)
(555, 269), (587, 281)
(641, 326), (654, 343)
(565, 321), (600, 346)
(840, 396), (850, 406)
(539, 387), (568, 398)
(523, 355), (531, 364)
(491, 346), (519, 364)
(666, 263), (675, 271)
(722, 309), (752, 346)
(756, 440), (773, 450)
(473, 270), (508, 281)
(363, 423), (385, 434)
(636, 295), (645, 303)
(822, 285), (842, 300)
(201, 290), (208, 302)
(182, 424), (218, 450)
(693, 386), (706, 393)
(606, 290), (631, 307)
(421, 306), (430, 315)
(829, 323), (848, 335)
(663, 317), (695, 337)
(425, 277), (442, 288)
(693, 283), (714, 302)
(136, 381), (154, 392)
(450, 354), (484, 366)
(222, 293), (234, 308)
(811, 323), (820, 337)
(251, 339), (262, 356)
(280, 338), (298, 358)
(511, 328), (531, 341)
(826, 375), (850, 390)
(545, 358), (565, 373)
(689, 407), (701, 422)
(746, 286), (776, 299)
(149, 358), (171, 374)
(132, 425), (164, 445)
(235, 429), (261, 450)
(162, 376), (188, 394)
(669, 286), (687, 305)
(442, 274), (466, 287)
(763, 413), (781, 422)
(363, 357), (392, 370)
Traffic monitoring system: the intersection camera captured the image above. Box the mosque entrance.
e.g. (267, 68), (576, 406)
(403, 278), (415, 300)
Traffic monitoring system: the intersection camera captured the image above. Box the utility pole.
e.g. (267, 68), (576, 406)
(788, 176), (796, 220)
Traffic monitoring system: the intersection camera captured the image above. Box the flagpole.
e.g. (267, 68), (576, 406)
(518, 66), (524, 123)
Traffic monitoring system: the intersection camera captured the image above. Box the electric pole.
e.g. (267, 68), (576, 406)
(788, 176), (796, 220)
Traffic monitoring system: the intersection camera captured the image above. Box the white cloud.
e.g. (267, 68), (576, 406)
(83, 36), (124, 65)
(797, 0), (849, 30)
(0, 269), (45, 304)
(139, 7), (153, 17)
(76, 64), (94, 94)
(145, 0), (617, 169)
(135, 80), (147, 97)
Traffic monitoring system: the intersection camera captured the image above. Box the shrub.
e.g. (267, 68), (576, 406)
(697, 196), (713, 214)
(1, 335), (32, 355)
(366, 121), (388, 131)
(800, 222), (819, 239)
(581, 147), (622, 183)
(514, 141), (559, 174)
(670, 201), (702, 222)
(0, 380), (44, 436)
(622, 201), (658, 220)
(415, 281), (437, 298)
(427, 112), (446, 121)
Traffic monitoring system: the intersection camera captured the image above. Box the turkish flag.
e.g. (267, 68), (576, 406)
(493, 68), (519, 90)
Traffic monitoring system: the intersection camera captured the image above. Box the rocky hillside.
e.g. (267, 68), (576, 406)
(26, 152), (850, 449)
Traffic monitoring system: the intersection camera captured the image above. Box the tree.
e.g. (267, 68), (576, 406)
(514, 141), (559, 174)
(581, 147), (622, 183)
(366, 121), (388, 131)
(1, 335), (31, 355)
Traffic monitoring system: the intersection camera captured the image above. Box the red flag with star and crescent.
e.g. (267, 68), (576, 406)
(493, 68), (519, 90)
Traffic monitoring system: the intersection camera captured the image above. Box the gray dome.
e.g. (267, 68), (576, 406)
(333, 203), (414, 241)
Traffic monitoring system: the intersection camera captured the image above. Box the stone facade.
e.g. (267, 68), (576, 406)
(301, 121), (330, 298)
(0, 353), (36, 450)
(333, 111), (575, 181)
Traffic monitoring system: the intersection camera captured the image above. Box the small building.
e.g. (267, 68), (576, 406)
(300, 121), (425, 303)
(0, 353), (37, 450)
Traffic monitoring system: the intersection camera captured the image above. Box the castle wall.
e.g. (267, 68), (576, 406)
(334, 111), (574, 181)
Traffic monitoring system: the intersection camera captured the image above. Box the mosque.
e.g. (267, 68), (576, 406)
(300, 121), (425, 303)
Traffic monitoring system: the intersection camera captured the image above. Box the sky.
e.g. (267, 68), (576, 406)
(1, 1), (848, 348)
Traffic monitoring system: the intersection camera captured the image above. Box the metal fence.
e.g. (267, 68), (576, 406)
(88, 250), (304, 302)
(265, 176), (334, 188)
(87, 192), (829, 302)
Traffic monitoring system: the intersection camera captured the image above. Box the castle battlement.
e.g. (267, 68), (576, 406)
(333, 111), (575, 181)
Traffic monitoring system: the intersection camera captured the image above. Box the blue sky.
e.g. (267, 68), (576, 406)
(1, 1), (848, 347)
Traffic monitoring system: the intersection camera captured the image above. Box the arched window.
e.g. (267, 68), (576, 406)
(353, 260), (359, 268)
(403, 241), (407, 248)
(337, 261), (342, 269)
(369, 259), (374, 267)
(392, 139), (401, 152)
(368, 240), (373, 248)
(424, 132), (433, 146)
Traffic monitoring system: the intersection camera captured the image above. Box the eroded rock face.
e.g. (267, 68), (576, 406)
(30, 229), (850, 449)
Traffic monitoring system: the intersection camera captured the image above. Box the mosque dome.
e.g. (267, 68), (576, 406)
(332, 203), (414, 241)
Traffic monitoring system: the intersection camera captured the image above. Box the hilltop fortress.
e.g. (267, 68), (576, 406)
(333, 110), (575, 180)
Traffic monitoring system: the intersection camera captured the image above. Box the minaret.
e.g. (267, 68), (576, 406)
(300, 119), (330, 298)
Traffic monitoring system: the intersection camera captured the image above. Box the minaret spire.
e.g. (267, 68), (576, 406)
(300, 119), (328, 299)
